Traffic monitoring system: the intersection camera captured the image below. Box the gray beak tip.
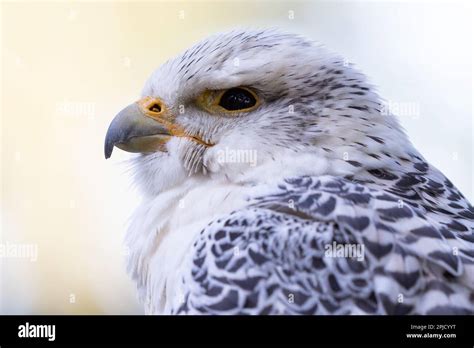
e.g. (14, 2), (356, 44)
(104, 139), (114, 159)
(104, 130), (116, 159)
(104, 147), (112, 159)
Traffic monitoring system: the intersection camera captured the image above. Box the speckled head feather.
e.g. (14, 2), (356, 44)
(130, 29), (405, 194)
(105, 29), (474, 314)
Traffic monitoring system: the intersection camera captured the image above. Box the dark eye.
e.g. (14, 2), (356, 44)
(218, 87), (257, 111)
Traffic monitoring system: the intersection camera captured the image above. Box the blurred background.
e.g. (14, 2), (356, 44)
(1, 0), (472, 314)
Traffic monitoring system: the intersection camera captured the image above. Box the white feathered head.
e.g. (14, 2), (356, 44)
(105, 29), (404, 196)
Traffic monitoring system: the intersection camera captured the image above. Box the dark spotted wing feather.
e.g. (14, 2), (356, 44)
(173, 176), (474, 314)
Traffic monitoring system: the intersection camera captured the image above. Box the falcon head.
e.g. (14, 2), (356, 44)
(105, 29), (402, 196)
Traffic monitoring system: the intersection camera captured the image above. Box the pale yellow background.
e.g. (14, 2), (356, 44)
(1, 0), (472, 314)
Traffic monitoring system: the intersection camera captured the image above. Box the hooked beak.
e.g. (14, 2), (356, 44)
(104, 97), (212, 159)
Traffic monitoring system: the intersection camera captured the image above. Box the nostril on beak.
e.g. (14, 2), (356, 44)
(138, 97), (167, 119)
(149, 103), (162, 113)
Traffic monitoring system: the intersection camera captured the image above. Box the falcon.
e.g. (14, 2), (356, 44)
(104, 29), (474, 314)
